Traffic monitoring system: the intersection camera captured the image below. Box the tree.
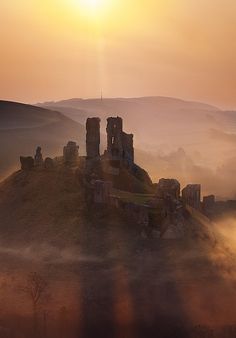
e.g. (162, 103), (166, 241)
(22, 272), (47, 336)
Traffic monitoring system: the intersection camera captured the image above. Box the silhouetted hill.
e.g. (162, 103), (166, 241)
(0, 101), (85, 179)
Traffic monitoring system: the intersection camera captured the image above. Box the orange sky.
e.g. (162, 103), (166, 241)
(1, 0), (236, 108)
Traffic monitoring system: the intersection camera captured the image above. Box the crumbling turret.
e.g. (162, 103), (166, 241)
(182, 184), (201, 210)
(86, 118), (100, 159)
(106, 116), (134, 166)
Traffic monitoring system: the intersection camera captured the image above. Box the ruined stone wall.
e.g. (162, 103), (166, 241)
(63, 141), (79, 164)
(156, 178), (180, 199)
(86, 118), (100, 159)
(122, 132), (134, 165)
(20, 156), (34, 170)
(202, 195), (215, 216)
(182, 184), (201, 210)
(106, 117), (123, 159)
(93, 180), (113, 204)
(106, 117), (134, 166)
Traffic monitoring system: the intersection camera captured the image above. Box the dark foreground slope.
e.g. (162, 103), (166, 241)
(0, 101), (85, 179)
(1, 165), (236, 337)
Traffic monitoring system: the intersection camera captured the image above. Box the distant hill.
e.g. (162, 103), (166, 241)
(39, 96), (236, 198)
(39, 96), (233, 155)
(0, 101), (85, 179)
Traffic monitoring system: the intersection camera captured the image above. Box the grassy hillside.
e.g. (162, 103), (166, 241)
(1, 162), (236, 337)
(0, 160), (142, 246)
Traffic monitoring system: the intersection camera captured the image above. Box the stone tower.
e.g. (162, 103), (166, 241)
(106, 117), (134, 166)
(86, 118), (101, 159)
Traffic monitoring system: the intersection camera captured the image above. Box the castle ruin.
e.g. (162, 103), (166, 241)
(19, 116), (210, 221)
(18, 115), (227, 239)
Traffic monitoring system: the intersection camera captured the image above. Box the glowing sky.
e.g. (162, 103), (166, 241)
(1, 0), (236, 108)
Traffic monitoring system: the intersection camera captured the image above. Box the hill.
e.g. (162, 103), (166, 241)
(0, 101), (85, 179)
(1, 154), (236, 337)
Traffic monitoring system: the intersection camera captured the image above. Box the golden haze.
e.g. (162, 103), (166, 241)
(0, 0), (236, 108)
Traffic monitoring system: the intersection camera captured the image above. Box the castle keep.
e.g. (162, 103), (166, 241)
(86, 117), (100, 159)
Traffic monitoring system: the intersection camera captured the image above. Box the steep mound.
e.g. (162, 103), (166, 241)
(0, 163), (140, 247)
(1, 162), (236, 338)
(0, 167), (85, 245)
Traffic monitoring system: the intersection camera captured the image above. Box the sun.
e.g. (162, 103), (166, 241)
(78, 0), (107, 15)
(80, 0), (104, 10)
(68, 0), (116, 23)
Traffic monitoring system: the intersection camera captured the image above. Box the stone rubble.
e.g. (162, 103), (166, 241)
(63, 141), (79, 164)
